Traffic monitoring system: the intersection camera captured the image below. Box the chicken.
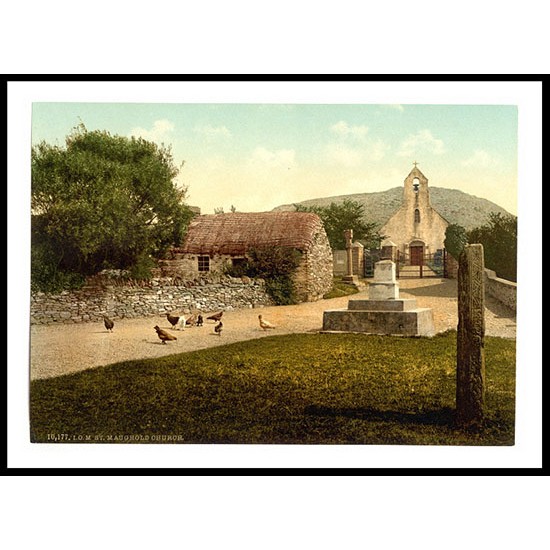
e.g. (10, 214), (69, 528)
(207, 311), (224, 322)
(166, 312), (182, 329)
(103, 316), (114, 332)
(258, 314), (276, 330)
(185, 313), (197, 327)
(196, 314), (204, 327)
(214, 321), (223, 336)
(154, 325), (177, 344)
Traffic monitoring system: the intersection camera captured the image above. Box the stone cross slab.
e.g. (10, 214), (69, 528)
(344, 229), (354, 278)
(456, 244), (486, 428)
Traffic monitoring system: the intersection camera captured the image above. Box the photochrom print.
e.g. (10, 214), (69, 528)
(29, 99), (518, 446)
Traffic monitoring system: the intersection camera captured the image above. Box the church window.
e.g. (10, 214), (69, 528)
(414, 209), (421, 223)
(413, 177), (420, 193)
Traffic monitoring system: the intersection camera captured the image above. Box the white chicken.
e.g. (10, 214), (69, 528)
(258, 314), (276, 330)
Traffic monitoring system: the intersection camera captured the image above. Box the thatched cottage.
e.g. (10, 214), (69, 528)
(159, 211), (333, 302)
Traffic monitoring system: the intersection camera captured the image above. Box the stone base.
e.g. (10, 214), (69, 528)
(322, 308), (435, 336)
(348, 298), (417, 311)
(322, 297), (435, 337)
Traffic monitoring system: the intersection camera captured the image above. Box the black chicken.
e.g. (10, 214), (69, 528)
(166, 312), (181, 329)
(103, 316), (114, 332)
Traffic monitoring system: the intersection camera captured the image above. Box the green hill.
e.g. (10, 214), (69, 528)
(273, 187), (513, 231)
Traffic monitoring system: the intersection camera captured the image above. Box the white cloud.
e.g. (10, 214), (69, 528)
(194, 124), (232, 140)
(397, 129), (445, 157)
(368, 139), (390, 161)
(325, 143), (364, 167)
(128, 119), (174, 142)
(330, 120), (369, 140)
(325, 138), (390, 166)
(462, 149), (499, 168)
(248, 146), (296, 168)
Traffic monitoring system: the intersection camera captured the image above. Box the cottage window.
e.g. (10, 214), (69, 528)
(198, 255), (210, 272)
(414, 209), (421, 223)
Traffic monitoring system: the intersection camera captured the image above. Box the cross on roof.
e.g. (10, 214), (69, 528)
(413, 161), (419, 167)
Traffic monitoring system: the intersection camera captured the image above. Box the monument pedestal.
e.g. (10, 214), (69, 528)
(322, 298), (435, 336)
(322, 259), (435, 337)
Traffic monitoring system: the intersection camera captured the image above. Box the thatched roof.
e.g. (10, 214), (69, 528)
(178, 212), (324, 256)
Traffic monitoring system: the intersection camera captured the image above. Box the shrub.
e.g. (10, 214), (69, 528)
(224, 246), (302, 305)
(468, 213), (517, 282)
(444, 224), (468, 260)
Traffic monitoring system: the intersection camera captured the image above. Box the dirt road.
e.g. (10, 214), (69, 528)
(29, 278), (516, 380)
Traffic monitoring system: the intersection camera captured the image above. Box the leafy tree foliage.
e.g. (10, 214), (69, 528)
(31, 124), (193, 291)
(444, 224), (469, 260)
(467, 212), (517, 282)
(294, 199), (381, 249)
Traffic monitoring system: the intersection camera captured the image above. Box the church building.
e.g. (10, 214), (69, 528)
(380, 164), (449, 265)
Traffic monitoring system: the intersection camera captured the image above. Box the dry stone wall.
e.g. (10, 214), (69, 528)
(484, 269), (516, 312)
(30, 275), (273, 325)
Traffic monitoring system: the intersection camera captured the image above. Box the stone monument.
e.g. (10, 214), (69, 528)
(323, 260), (435, 336)
(456, 244), (486, 428)
(342, 229), (359, 284)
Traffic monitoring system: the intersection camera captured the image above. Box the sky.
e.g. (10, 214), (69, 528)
(31, 102), (518, 216)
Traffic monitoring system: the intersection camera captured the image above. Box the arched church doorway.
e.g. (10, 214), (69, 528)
(409, 241), (425, 266)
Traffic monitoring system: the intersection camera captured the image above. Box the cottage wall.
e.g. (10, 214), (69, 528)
(155, 252), (236, 280)
(293, 228), (333, 301)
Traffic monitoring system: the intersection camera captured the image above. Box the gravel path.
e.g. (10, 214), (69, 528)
(30, 278), (516, 380)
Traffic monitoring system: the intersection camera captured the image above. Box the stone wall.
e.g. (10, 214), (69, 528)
(333, 246), (363, 277)
(484, 269), (517, 312)
(30, 275), (273, 325)
(446, 253), (459, 279)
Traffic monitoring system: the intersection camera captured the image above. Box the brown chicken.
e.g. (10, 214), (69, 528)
(214, 321), (223, 336)
(103, 316), (114, 332)
(185, 313), (197, 326)
(207, 311), (224, 322)
(154, 325), (177, 344)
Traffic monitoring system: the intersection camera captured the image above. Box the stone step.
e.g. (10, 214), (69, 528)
(347, 298), (418, 312)
(322, 308), (435, 337)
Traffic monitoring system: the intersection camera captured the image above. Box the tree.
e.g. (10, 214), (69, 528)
(294, 199), (380, 249)
(444, 224), (469, 260)
(467, 212), (517, 282)
(31, 124), (193, 291)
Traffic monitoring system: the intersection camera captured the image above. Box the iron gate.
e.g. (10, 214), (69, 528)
(395, 249), (447, 278)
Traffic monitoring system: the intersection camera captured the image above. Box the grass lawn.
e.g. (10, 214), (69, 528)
(30, 331), (515, 445)
(322, 277), (361, 299)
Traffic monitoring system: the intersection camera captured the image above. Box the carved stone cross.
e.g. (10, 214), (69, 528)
(456, 244), (486, 428)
